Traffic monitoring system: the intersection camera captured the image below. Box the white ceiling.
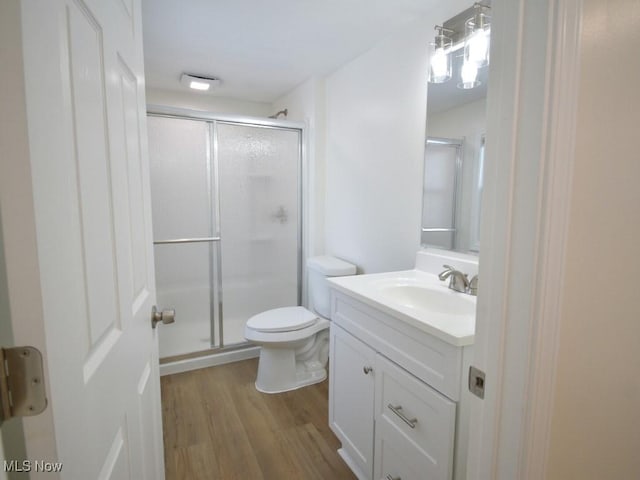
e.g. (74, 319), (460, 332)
(141, 0), (442, 103)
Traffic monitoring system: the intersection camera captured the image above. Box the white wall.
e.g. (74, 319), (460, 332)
(427, 98), (487, 252)
(146, 87), (272, 117)
(546, 0), (640, 478)
(323, 0), (468, 274)
(272, 77), (326, 259)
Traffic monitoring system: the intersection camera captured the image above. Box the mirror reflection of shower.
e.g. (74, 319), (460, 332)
(147, 113), (302, 360)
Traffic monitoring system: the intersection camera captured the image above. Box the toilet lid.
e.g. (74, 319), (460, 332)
(246, 306), (318, 333)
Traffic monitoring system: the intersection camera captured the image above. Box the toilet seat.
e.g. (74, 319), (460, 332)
(246, 306), (318, 333)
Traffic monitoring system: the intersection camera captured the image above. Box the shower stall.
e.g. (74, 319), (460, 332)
(147, 110), (303, 360)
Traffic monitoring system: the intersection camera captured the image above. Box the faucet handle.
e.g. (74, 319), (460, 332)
(438, 264), (455, 281)
(468, 275), (479, 296)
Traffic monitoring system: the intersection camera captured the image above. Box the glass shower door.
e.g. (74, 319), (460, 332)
(216, 123), (301, 346)
(148, 116), (218, 357)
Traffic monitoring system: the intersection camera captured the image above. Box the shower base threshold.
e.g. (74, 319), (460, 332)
(159, 343), (259, 376)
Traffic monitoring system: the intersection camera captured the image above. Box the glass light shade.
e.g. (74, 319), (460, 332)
(428, 33), (452, 84)
(457, 60), (480, 89)
(464, 12), (491, 68)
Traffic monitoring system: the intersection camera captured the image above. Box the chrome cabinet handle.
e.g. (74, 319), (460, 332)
(386, 475), (401, 480)
(387, 404), (417, 429)
(363, 366), (373, 375)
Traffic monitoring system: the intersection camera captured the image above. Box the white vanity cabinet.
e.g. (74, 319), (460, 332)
(328, 289), (473, 480)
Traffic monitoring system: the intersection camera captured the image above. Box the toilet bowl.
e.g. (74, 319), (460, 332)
(245, 307), (330, 393)
(244, 256), (356, 394)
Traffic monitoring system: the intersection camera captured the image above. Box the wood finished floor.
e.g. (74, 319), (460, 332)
(161, 358), (357, 480)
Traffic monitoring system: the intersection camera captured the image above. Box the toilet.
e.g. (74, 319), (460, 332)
(244, 256), (356, 394)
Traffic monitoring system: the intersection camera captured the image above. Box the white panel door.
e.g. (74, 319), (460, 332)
(1, 0), (164, 478)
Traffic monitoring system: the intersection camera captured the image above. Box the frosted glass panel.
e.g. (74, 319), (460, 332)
(148, 116), (212, 240)
(217, 124), (300, 345)
(154, 242), (213, 357)
(422, 143), (458, 250)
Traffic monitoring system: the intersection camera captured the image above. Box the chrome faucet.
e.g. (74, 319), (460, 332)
(438, 265), (469, 293)
(438, 265), (478, 296)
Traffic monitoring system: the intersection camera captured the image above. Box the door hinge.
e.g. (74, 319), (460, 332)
(469, 365), (486, 399)
(0, 346), (48, 426)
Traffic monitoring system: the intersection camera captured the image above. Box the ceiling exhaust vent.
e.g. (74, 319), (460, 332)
(180, 73), (222, 91)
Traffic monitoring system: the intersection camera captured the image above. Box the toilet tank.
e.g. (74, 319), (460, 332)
(307, 256), (356, 319)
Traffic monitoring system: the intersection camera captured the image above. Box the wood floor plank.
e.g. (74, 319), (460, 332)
(161, 358), (356, 480)
(281, 422), (357, 480)
(172, 443), (220, 480)
(162, 370), (210, 448)
(199, 366), (265, 480)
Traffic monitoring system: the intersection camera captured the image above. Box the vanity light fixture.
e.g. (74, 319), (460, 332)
(180, 73), (221, 92)
(428, 2), (491, 89)
(464, 3), (491, 68)
(428, 26), (454, 84)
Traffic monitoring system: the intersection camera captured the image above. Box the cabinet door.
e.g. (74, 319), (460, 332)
(329, 323), (376, 479)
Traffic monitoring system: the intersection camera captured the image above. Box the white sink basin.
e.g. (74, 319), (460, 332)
(378, 285), (475, 316)
(328, 269), (477, 346)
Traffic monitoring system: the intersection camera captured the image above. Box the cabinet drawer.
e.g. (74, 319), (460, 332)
(374, 354), (456, 480)
(375, 418), (439, 480)
(332, 292), (463, 400)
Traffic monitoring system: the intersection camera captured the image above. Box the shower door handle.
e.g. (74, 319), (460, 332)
(151, 306), (176, 329)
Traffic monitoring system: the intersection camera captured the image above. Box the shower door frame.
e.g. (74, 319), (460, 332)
(147, 106), (306, 356)
(421, 136), (464, 250)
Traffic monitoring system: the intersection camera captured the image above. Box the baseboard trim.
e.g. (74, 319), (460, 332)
(159, 346), (261, 376)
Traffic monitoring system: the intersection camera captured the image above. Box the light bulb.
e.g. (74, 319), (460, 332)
(431, 49), (449, 80)
(428, 29), (452, 84)
(464, 10), (491, 68)
(467, 29), (489, 66)
(458, 61), (480, 89)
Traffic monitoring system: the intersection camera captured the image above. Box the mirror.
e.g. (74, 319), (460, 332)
(422, 5), (490, 254)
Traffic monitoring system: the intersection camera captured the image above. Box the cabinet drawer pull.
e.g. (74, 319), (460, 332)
(363, 366), (373, 375)
(387, 404), (417, 429)
(386, 475), (401, 480)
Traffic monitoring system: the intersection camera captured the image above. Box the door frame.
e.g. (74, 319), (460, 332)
(467, 0), (582, 478)
(0, 0), (59, 468)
